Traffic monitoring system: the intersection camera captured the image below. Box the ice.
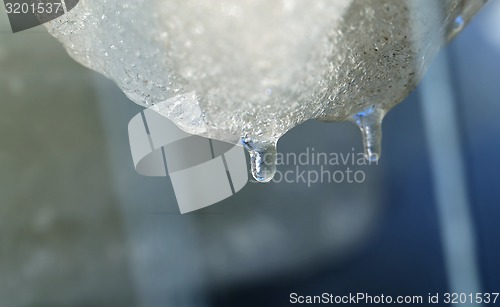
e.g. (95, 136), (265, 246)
(45, 0), (486, 146)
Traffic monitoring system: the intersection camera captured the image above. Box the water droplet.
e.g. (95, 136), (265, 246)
(448, 15), (465, 39)
(454, 15), (464, 32)
(351, 106), (385, 162)
(241, 138), (277, 183)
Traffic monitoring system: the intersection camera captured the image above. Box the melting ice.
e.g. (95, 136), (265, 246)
(45, 0), (486, 181)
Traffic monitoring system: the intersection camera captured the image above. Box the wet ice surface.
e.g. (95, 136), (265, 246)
(45, 0), (485, 181)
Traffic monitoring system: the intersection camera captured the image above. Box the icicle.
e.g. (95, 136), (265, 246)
(351, 106), (385, 162)
(241, 137), (277, 183)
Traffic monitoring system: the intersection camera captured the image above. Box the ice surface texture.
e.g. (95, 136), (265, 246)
(45, 0), (485, 145)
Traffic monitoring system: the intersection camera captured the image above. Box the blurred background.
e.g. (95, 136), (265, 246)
(1, 2), (499, 306)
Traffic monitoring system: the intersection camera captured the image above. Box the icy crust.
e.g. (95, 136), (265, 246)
(45, 0), (483, 144)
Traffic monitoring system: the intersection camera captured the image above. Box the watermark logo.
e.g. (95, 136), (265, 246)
(128, 98), (376, 213)
(256, 147), (377, 187)
(3, 0), (79, 32)
(128, 105), (248, 214)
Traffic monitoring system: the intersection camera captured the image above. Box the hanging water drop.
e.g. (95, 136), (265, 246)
(453, 15), (465, 32)
(351, 106), (385, 162)
(241, 138), (277, 183)
(448, 15), (465, 39)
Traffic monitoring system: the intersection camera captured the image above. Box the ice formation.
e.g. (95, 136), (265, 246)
(45, 0), (486, 181)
